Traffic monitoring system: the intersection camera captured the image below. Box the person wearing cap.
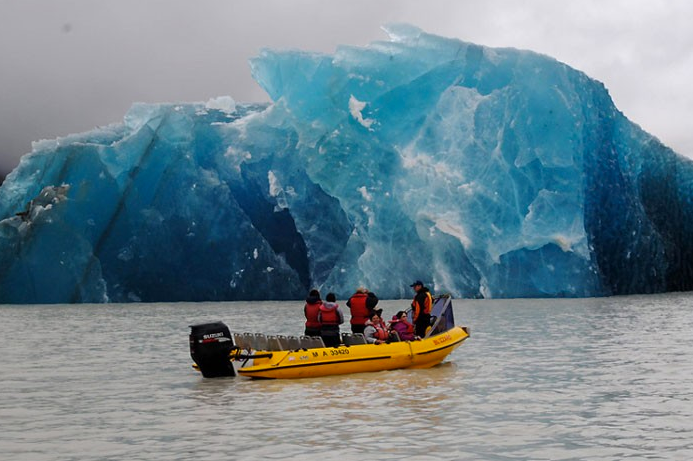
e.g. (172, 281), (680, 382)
(363, 309), (389, 344)
(346, 287), (379, 334)
(410, 280), (432, 338)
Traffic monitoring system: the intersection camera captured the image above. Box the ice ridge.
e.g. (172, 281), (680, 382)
(1, 24), (692, 303)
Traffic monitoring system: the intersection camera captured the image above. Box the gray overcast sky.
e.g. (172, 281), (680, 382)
(1, 0), (692, 175)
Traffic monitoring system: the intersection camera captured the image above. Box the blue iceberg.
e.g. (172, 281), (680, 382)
(1, 24), (692, 303)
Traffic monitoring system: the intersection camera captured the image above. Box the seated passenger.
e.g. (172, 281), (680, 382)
(363, 309), (389, 345)
(389, 310), (416, 341)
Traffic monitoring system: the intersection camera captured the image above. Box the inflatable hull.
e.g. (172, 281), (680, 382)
(236, 326), (469, 379)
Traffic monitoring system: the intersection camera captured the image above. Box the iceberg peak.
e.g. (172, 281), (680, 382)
(380, 23), (424, 43)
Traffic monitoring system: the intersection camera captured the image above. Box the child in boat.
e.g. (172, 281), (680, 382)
(318, 292), (344, 347)
(389, 310), (416, 341)
(363, 309), (389, 344)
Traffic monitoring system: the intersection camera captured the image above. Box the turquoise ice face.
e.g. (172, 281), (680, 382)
(0, 24), (691, 303)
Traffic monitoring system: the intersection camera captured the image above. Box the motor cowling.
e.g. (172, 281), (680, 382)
(189, 321), (236, 378)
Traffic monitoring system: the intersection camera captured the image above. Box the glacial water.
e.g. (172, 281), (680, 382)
(1, 294), (692, 460)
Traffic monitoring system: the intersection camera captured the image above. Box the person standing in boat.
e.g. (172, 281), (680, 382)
(318, 292), (344, 347)
(410, 280), (433, 338)
(346, 287), (379, 334)
(304, 289), (322, 337)
(363, 309), (389, 344)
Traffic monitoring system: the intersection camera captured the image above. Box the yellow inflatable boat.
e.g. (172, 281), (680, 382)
(189, 295), (469, 380)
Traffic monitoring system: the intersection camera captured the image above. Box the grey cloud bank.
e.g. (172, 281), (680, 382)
(1, 0), (692, 178)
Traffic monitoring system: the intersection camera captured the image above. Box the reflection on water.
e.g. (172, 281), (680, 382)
(186, 361), (466, 459)
(1, 295), (693, 460)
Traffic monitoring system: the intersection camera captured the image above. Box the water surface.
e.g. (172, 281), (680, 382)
(1, 294), (692, 460)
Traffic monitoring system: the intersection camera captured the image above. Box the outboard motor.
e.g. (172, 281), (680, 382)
(189, 321), (236, 378)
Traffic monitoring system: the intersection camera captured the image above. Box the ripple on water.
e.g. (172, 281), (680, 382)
(1, 295), (693, 460)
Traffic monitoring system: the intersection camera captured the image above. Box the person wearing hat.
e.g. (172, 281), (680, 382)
(410, 280), (432, 338)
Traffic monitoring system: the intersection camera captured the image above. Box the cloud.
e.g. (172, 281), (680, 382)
(1, 0), (692, 175)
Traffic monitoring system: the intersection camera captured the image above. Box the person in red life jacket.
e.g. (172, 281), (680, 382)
(346, 287), (379, 334)
(318, 292), (344, 347)
(363, 309), (389, 344)
(389, 310), (416, 341)
(303, 289), (322, 337)
(410, 280), (432, 338)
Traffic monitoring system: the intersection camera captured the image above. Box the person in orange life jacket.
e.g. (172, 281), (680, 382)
(363, 309), (389, 344)
(410, 280), (432, 338)
(389, 310), (416, 341)
(346, 287), (379, 334)
(318, 292), (344, 347)
(303, 289), (322, 337)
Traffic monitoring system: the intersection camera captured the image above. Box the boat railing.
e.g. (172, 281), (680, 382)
(274, 335), (302, 350)
(300, 335), (325, 349)
(267, 335), (283, 350)
(242, 333), (256, 348)
(233, 333), (250, 349)
(233, 332), (326, 351)
(286, 335), (302, 350)
(274, 335), (287, 350)
(342, 332), (367, 346)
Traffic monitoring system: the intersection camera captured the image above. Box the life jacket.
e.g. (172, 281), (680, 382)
(347, 292), (370, 325)
(367, 320), (389, 341)
(390, 317), (415, 340)
(412, 289), (433, 321)
(304, 300), (322, 328)
(319, 303), (341, 325)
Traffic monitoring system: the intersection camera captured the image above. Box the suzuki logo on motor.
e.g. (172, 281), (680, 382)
(203, 332), (225, 339)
